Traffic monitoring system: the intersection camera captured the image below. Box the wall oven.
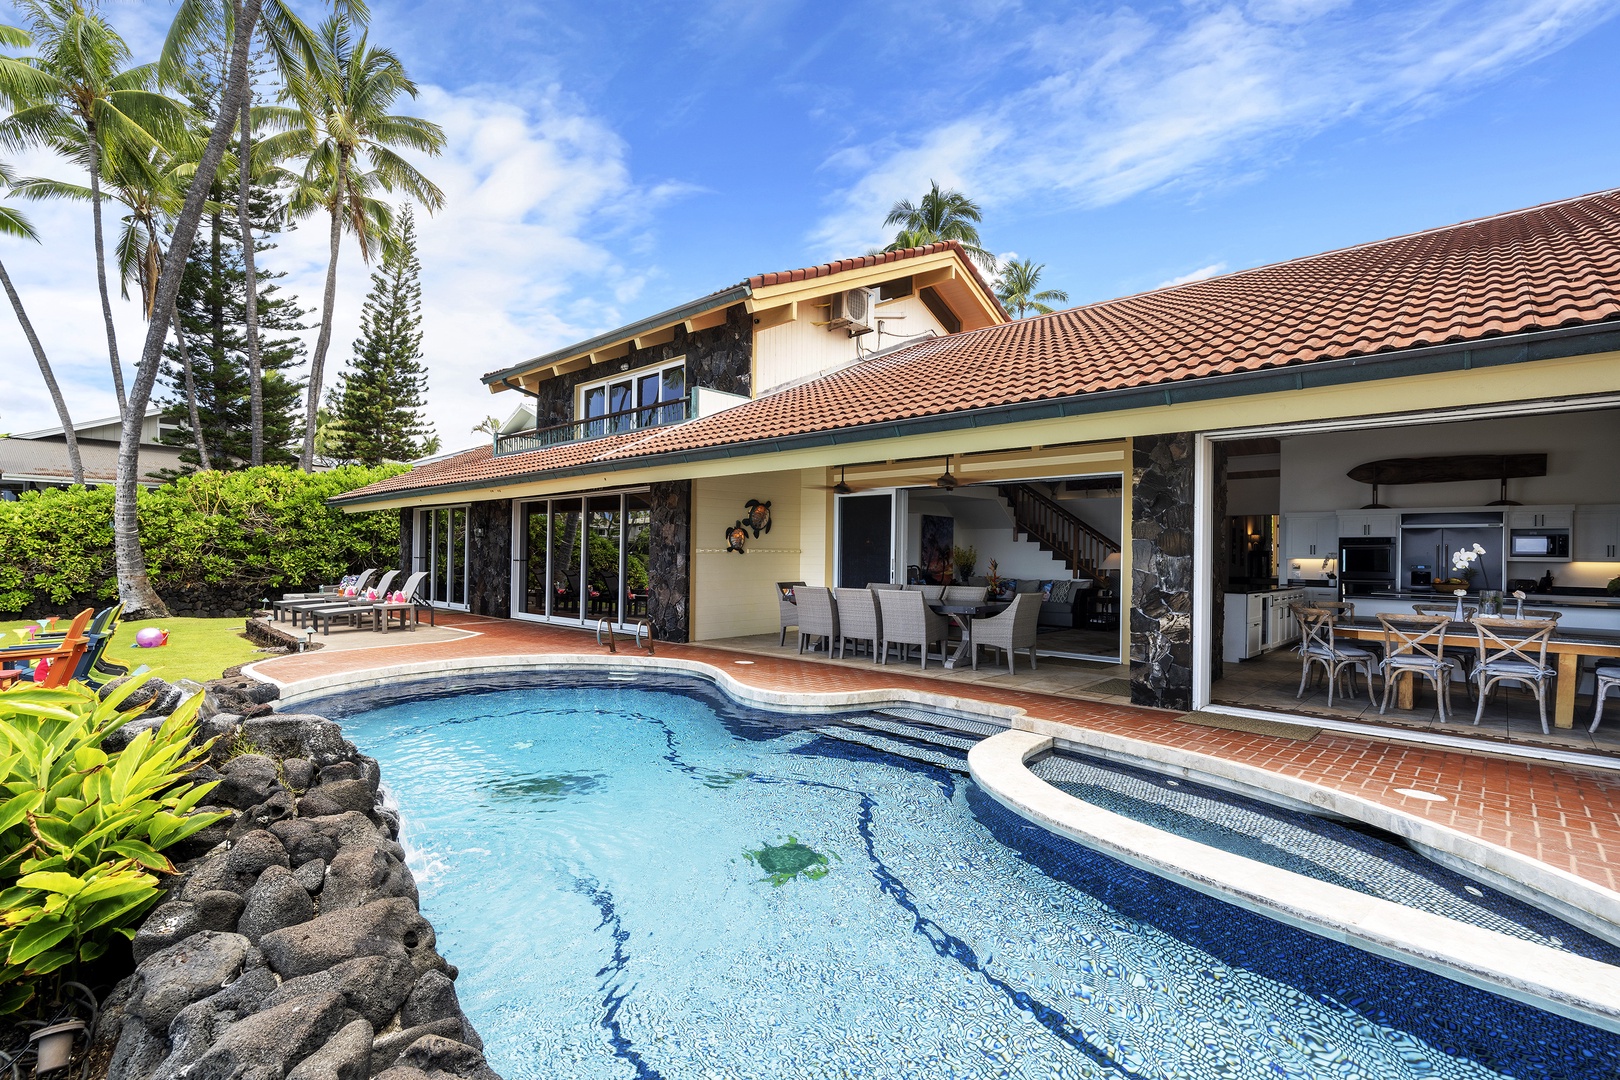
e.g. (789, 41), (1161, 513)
(1339, 536), (1397, 596)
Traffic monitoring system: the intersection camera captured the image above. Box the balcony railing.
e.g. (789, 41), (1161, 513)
(493, 397), (692, 457)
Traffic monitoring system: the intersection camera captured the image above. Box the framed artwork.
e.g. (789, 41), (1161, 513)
(919, 515), (954, 585)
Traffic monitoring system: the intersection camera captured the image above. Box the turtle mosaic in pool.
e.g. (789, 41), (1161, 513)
(304, 672), (1620, 1079)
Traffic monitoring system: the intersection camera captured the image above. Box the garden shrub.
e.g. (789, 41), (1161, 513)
(0, 464), (406, 613)
(0, 676), (226, 1013)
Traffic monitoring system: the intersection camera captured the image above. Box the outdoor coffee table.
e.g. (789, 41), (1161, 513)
(374, 602), (436, 632)
(929, 601), (1011, 670)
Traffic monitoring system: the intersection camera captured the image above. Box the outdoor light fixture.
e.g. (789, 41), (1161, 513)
(934, 456), (959, 490)
(833, 467), (853, 495)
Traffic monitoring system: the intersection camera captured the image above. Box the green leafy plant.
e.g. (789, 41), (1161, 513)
(0, 675), (226, 1013)
(951, 545), (978, 583)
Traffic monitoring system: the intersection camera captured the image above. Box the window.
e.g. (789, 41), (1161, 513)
(577, 358), (686, 438)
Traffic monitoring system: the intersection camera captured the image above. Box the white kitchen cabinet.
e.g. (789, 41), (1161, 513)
(1283, 513), (1340, 561)
(1508, 506), (1575, 529)
(1269, 588), (1307, 647)
(1301, 587), (1341, 605)
(1575, 506), (1620, 561)
(1337, 511), (1400, 538)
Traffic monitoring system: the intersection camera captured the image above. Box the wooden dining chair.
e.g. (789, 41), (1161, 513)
(1413, 603), (1476, 620)
(1592, 662), (1620, 734)
(1470, 616), (1558, 734)
(1376, 613), (1465, 722)
(1292, 604), (1378, 709)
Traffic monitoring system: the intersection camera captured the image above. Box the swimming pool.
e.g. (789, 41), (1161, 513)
(313, 672), (1620, 1079)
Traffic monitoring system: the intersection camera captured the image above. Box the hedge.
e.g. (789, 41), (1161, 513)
(0, 465), (407, 614)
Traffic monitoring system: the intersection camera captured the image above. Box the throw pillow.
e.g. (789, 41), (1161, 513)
(1001, 579), (1018, 598)
(1051, 580), (1073, 604)
(1040, 580), (1055, 600)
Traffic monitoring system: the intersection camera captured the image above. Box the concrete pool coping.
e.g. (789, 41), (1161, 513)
(250, 650), (1620, 1032)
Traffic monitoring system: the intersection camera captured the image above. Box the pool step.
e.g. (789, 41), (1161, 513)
(874, 706), (1006, 739)
(814, 726), (971, 774)
(839, 714), (982, 752)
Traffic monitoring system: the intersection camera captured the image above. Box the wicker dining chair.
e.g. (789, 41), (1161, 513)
(794, 587), (840, 655)
(971, 593), (1042, 673)
(1293, 603), (1378, 709)
(1592, 662), (1620, 734)
(1470, 616), (1558, 734)
(877, 588), (949, 669)
(942, 585), (989, 604)
(1376, 613), (1464, 723)
(833, 587), (882, 660)
(904, 584), (946, 602)
(776, 581), (806, 647)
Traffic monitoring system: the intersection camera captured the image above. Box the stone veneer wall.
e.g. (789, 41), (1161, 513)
(397, 508), (413, 578)
(466, 500), (512, 618)
(647, 480), (692, 642)
(524, 304), (752, 429)
(1130, 432), (1195, 711)
(1209, 443), (1228, 685)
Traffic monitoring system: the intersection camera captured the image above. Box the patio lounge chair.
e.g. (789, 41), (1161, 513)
(833, 588), (881, 660)
(876, 589), (948, 669)
(24, 603), (127, 686)
(970, 593), (1042, 673)
(795, 587), (839, 655)
(278, 570), (398, 627)
(280, 568), (375, 602)
(777, 581), (806, 646)
(373, 572), (436, 632)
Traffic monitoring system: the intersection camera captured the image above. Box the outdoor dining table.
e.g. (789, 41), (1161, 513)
(1330, 615), (1620, 729)
(929, 601), (1011, 670)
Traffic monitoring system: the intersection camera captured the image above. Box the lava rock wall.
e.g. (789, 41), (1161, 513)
(647, 480), (692, 643)
(97, 683), (499, 1080)
(1130, 432), (1195, 711)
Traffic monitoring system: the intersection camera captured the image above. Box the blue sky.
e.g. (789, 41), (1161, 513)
(5, 0), (1620, 443)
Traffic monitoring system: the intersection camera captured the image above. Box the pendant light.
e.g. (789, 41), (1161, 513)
(934, 456), (958, 490)
(833, 466), (853, 495)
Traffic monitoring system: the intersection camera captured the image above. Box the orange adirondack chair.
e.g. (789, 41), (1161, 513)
(0, 608), (94, 690)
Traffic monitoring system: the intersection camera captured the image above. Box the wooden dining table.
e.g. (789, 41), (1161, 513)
(1331, 616), (1620, 729)
(929, 601), (1011, 670)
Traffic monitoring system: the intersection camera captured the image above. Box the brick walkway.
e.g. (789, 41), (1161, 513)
(253, 614), (1620, 895)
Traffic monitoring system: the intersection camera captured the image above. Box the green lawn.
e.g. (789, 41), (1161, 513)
(2, 615), (261, 685)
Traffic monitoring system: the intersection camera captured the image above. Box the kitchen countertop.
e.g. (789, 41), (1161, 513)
(1365, 589), (1620, 609)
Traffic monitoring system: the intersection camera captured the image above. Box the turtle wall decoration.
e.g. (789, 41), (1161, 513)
(724, 522), (749, 554)
(744, 499), (772, 537)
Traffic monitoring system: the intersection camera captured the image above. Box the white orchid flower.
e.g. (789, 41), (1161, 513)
(1472, 543), (1486, 554)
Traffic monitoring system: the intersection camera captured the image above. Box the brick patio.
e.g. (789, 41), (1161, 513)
(251, 613), (1620, 895)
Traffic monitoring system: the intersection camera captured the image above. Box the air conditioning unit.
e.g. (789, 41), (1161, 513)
(827, 288), (874, 336)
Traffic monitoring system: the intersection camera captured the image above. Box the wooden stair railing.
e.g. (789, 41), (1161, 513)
(997, 484), (1121, 578)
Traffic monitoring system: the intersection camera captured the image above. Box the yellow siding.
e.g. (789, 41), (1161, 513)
(754, 293), (951, 395)
(690, 471), (807, 641)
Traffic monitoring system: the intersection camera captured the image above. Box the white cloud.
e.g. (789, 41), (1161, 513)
(2, 79), (678, 450)
(813, 0), (1617, 256)
(1155, 262), (1228, 290)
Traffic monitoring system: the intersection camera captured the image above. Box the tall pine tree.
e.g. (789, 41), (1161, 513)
(328, 207), (434, 465)
(158, 182), (308, 469)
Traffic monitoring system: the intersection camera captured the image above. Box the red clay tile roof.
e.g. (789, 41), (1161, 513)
(745, 240), (1001, 300)
(339, 189), (1620, 505)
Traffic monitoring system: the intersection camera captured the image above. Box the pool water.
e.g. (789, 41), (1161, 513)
(316, 673), (1620, 1079)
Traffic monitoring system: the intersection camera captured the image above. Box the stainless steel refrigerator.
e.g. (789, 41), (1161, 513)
(1399, 512), (1505, 592)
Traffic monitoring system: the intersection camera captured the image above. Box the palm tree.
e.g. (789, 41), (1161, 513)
(260, 15), (444, 472)
(883, 182), (993, 269)
(996, 258), (1069, 319)
(0, 23), (80, 483)
(161, 0), (339, 466)
(110, 0), (267, 618)
(2, 0), (194, 419)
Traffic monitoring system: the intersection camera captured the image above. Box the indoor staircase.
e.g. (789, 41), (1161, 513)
(997, 483), (1121, 579)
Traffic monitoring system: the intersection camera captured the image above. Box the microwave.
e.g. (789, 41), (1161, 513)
(1509, 530), (1570, 560)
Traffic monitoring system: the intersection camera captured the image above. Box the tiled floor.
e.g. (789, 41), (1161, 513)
(251, 614), (1620, 896)
(1214, 649), (1620, 755)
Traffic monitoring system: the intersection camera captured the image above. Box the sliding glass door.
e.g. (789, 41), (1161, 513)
(513, 491), (652, 626)
(836, 492), (897, 588)
(416, 506), (469, 610)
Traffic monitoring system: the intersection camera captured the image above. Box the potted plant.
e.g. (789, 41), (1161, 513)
(951, 545), (978, 585)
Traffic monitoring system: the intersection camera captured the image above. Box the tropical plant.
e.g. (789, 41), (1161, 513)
(1, 0), (195, 418)
(328, 205), (434, 465)
(0, 675), (226, 1013)
(996, 258), (1069, 318)
(883, 181), (993, 269)
(0, 23), (81, 485)
(471, 415), (501, 437)
(260, 14), (444, 471)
